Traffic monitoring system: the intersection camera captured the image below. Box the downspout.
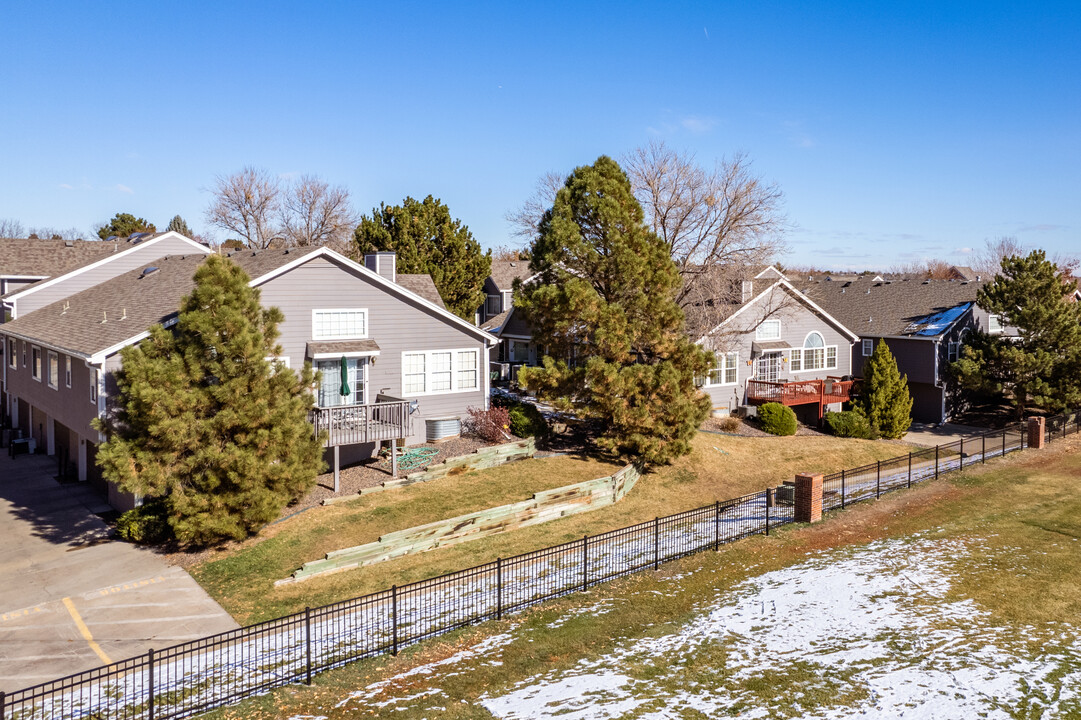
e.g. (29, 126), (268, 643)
(933, 338), (946, 423)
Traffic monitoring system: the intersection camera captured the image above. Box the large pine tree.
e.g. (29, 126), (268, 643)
(95, 255), (325, 544)
(354, 195), (491, 320)
(953, 250), (1081, 417)
(517, 156), (713, 465)
(854, 341), (912, 439)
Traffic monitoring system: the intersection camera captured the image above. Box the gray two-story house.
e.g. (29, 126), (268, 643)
(798, 276), (1005, 423)
(697, 268), (860, 424)
(1, 246), (497, 510)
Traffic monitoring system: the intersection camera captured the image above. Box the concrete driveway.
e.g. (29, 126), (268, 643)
(902, 422), (991, 447)
(0, 451), (238, 692)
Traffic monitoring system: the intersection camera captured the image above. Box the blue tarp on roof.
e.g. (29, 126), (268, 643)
(905, 302), (972, 336)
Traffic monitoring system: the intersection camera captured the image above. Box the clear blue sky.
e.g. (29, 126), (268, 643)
(2, 1), (1078, 270)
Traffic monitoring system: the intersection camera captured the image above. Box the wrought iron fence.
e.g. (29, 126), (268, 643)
(4, 411), (1078, 720)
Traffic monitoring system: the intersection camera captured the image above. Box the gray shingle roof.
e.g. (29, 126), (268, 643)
(396, 274), (445, 309)
(1, 248), (452, 358)
(481, 309), (509, 332)
(0, 236), (147, 284)
(797, 277), (983, 338)
(488, 260), (531, 291)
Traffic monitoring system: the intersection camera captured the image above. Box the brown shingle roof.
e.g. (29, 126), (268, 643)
(396, 274), (445, 309)
(797, 277), (983, 338)
(0, 248), (454, 358)
(488, 260), (531, 291)
(0, 236), (147, 282)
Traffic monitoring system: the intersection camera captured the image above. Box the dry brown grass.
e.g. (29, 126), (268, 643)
(192, 432), (912, 623)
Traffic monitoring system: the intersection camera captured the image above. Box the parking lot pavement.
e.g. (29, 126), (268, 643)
(0, 452), (238, 692)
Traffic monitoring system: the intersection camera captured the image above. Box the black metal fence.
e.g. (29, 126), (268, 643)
(4, 412), (1078, 720)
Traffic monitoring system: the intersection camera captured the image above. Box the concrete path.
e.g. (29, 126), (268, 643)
(0, 451), (238, 692)
(902, 422), (991, 447)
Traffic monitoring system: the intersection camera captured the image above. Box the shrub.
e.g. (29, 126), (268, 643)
(758, 402), (797, 436)
(508, 401), (548, 439)
(116, 501), (172, 544)
(464, 405), (513, 443)
(718, 416), (741, 432)
(825, 410), (877, 439)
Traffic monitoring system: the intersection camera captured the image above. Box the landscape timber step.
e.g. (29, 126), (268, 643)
(278, 461), (641, 585)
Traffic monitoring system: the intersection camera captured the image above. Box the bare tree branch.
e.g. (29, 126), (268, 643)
(280, 175), (359, 247)
(504, 171), (564, 242)
(205, 167), (283, 249)
(972, 236), (1026, 277)
(0, 218), (25, 238)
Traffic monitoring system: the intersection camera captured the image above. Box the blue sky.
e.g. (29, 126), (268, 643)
(2, 1), (1078, 270)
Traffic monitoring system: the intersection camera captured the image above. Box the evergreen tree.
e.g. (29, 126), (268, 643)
(952, 250), (1081, 417)
(354, 195), (491, 320)
(96, 212), (156, 239)
(517, 156), (713, 466)
(854, 341), (912, 439)
(166, 214), (194, 238)
(95, 255), (325, 544)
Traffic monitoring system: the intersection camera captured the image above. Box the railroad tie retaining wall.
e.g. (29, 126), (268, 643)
(323, 438), (536, 505)
(280, 462), (641, 584)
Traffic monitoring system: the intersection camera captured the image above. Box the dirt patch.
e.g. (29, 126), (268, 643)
(700, 416), (826, 437)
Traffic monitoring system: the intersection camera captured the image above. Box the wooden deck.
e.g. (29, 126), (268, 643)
(746, 376), (856, 417)
(310, 399), (412, 448)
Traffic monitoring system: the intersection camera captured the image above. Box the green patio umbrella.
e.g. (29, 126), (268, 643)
(339, 356), (351, 398)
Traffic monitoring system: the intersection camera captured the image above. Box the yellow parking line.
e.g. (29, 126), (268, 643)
(61, 597), (113, 665)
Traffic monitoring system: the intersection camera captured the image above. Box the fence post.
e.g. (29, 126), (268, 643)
(764, 490), (770, 536)
(960, 437), (964, 469)
(148, 648), (155, 720)
(794, 473), (823, 523)
(305, 607), (312, 685)
(1027, 417), (1046, 450)
(391, 585), (399, 656)
(653, 517), (660, 570)
(582, 535), (589, 591)
(2, 690), (6, 720)
(907, 452), (912, 488)
(841, 469), (846, 509)
(496, 557), (503, 621)
(935, 445), (939, 478)
(876, 460), (881, 499)
(982, 433), (986, 464)
(1003, 428), (1007, 455)
(714, 501), (720, 551)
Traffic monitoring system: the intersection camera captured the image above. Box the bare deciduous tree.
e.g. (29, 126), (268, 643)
(972, 236), (1026, 277)
(0, 218), (25, 238)
(205, 167), (283, 249)
(280, 175), (359, 247)
(624, 142), (789, 337)
(504, 170), (565, 242)
(28, 226), (83, 242)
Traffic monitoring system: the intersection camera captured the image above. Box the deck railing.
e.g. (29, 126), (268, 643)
(310, 399), (412, 447)
(746, 376), (855, 407)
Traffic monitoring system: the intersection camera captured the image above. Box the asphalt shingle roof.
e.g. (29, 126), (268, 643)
(797, 276), (983, 338)
(488, 260), (531, 291)
(1, 248), (449, 358)
(0, 236), (148, 287)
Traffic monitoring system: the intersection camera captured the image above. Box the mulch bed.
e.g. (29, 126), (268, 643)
(701, 416), (827, 437)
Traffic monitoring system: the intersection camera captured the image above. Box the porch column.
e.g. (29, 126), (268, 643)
(77, 437), (88, 482)
(391, 439), (398, 478)
(333, 445), (340, 493)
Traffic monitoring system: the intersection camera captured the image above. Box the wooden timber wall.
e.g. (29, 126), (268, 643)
(322, 438), (537, 505)
(279, 462), (641, 585)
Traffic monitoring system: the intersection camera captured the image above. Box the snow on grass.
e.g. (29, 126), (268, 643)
(479, 537), (1081, 718)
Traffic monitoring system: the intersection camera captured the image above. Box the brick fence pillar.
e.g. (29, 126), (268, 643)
(794, 472), (823, 524)
(1028, 416), (1046, 449)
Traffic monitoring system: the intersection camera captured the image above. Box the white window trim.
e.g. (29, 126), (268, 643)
(90, 368), (99, 404)
(704, 352), (739, 387)
(65, 356), (72, 388)
(7, 338), (15, 369)
(948, 341), (960, 362)
(21, 341), (27, 368)
(755, 319), (781, 341)
(790, 344), (839, 374)
(862, 338), (874, 356)
(315, 357), (368, 406)
(988, 314), (1003, 334)
(311, 308), (368, 341)
(46, 351), (58, 390)
(31, 345), (41, 382)
(401, 348), (482, 397)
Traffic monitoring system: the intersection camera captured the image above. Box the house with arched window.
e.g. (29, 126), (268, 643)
(696, 267), (860, 424)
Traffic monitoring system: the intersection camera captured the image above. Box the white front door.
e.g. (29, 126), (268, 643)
(756, 352), (781, 382)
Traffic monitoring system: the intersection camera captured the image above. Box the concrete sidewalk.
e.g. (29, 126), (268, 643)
(0, 451), (238, 692)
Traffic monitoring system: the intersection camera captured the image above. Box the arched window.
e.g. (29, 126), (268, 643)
(804, 332), (824, 349)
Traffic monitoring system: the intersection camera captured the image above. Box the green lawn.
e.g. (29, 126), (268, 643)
(192, 432), (913, 624)
(201, 434), (1081, 720)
